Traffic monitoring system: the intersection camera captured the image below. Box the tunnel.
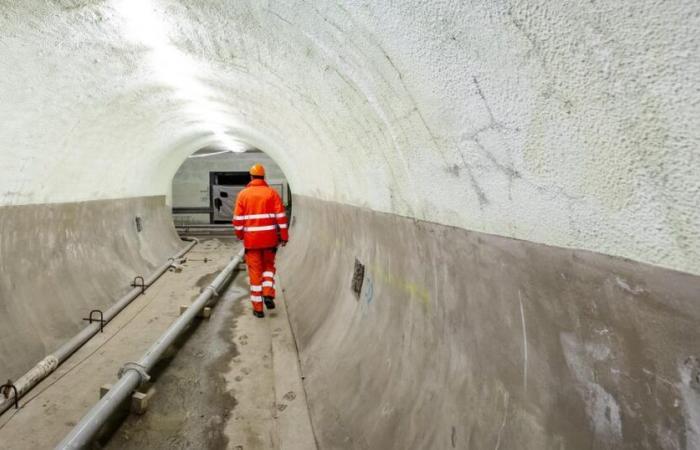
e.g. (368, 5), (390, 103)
(1, 1), (699, 449)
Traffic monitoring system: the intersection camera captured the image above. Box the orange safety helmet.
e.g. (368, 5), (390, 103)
(249, 163), (266, 177)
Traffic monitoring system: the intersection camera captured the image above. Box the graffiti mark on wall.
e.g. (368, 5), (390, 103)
(368, 264), (431, 311)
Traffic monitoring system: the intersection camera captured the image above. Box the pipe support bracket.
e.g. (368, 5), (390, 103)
(118, 362), (150, 385)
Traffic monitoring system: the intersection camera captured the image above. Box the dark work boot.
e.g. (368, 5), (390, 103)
(253, 310), (265, 318)
(264, 297), (276, 310)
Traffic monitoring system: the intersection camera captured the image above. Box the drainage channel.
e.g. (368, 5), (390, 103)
(56, 248), (245, 449)
(0, 237), (200, 417)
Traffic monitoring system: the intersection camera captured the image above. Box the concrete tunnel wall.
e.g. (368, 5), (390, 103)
(0, 0), (699, 448)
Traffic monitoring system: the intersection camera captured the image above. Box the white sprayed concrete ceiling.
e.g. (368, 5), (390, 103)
(0, 0), (698, 274)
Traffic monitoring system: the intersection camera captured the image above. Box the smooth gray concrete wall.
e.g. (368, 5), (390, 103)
(279, 196), (700, 450)
(0, 196), (182, 381)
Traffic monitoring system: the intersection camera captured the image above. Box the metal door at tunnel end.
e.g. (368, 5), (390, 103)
(212, 185), (243, 222)
(209, 171), (289, 224)
(209, 171), (249, 223)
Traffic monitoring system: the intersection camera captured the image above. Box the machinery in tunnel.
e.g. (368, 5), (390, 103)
(0, 0), (699, 449)
(172, 147), (290, 226)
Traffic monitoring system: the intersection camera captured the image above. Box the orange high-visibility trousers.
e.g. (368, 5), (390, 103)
(245, 248), (277, 312)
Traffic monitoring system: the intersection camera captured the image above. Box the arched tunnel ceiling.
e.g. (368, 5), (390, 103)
(0, 0), (698, 274)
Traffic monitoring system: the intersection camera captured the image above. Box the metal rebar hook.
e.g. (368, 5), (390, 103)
(82, 309), (106, 333)
(131, 276), (146, 295)
(1, 382), (19, 409)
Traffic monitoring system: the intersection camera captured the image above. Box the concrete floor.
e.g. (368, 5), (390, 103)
(0, 238), (315, 450)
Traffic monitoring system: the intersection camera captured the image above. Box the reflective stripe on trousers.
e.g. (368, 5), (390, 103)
(245, 248), (277, 312)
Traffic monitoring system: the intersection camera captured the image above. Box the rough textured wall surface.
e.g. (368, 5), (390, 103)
(0, 196), (182, 380)
(280, 196), (700, 450)
(0, 1), (698, 273)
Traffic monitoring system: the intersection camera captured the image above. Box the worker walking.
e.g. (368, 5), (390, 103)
(233, 164), (289, 318)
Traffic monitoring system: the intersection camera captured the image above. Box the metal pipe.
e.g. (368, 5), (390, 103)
(175, 224), (235, 236)
(176, 224), (234, 228)
(56, 248), (244, 449)
(0, 238), (199, 416)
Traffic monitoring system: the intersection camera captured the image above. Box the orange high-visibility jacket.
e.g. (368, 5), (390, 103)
(233, 179), (289, 249)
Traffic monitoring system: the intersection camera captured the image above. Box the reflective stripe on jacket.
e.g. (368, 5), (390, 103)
(233, 179), (289, 249)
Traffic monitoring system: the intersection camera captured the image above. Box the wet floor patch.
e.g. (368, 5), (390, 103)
(196, 270), (221, 289)
(191, 269), (225, 302)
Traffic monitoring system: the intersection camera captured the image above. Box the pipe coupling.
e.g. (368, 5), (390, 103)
(118, 362), (150, 385)
(205, 285), (219, 297)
